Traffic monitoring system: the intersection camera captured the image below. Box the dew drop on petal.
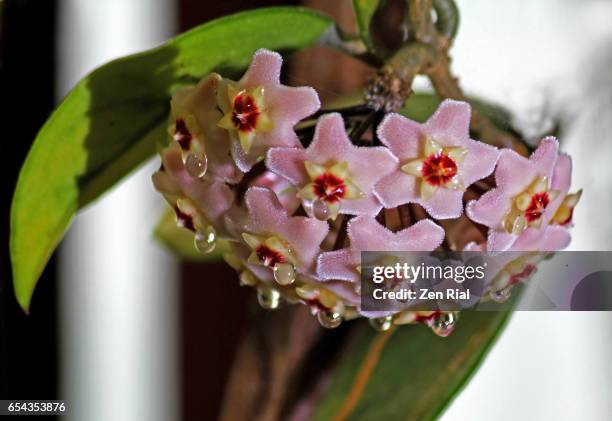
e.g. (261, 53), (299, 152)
(273, 262), (296, 286)
(257, 286), (281, 310)
(317, 310), (343, 329)
(194, 225), (216, 254)
(369, 315), (393, 332)
(312, 199), (330, 221)
(489, 286), (512, 303)
(430, 312), (457, 337)
(185, 153), (208, 178)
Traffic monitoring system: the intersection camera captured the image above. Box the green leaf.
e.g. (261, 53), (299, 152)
(352, 0), (381, 51)
(10, 6), (335, 312)
(312, 310), (514, 421)
(154, 209), (230, 262)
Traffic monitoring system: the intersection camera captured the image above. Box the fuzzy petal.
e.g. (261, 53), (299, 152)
(466, 189), (511, 227)
(267, 113), (397, 217)
(239, 49), (282, 87)
(420, 189), (464, 219)
(460, 139), (500, 185)
(377, 112), (422, 160)
(539, 225), (571, 251)
(494, 149), (537, 196)
(266, 147), (308, 185)
(266, 85), (320, 124)
(530, 136), (559, 180)
(425, 99), (471, 143)
(243, 187), (328, 273)
(373, 172), (418, 209)
(317, 249), (360, 283)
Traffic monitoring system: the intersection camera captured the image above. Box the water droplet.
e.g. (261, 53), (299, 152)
(257, 286), (281, 310)
(194, 226), (216, 254)
(317, 310), (343, 329)
(490, 286), (512, 303)
(312, 199), (330, 221)
(185, 153), (207, 178)
(369, 315), (393, 331)
(273, 262), (296, 285)
(430, 312), (457, 337)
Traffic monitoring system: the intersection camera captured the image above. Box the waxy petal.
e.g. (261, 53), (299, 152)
(170, 74), (241, 183)
(424, 99), (471, 142)
(267, 113), (398, 217)
(220, 49), (320, 172)
(374, 100), (500, 219)
(317, 217), (445, 283)
(242, 187), (328, 275)
(154, 145), (234, 234)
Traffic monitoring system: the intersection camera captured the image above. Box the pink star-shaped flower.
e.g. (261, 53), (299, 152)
(317, 216), (445, 284)
(225, 187), (329, 277)
(217, 49), (320, 172)
(152, 144), (235, 236)
(168, 74), (242, 183)
(374, 100), (500, 219)
(466, 136), (573, 251)
(266, 113), (398, 219)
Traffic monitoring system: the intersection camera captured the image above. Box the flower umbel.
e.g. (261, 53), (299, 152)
(151, 49), (580, 334)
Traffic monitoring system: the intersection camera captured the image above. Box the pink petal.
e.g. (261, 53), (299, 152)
(244, 187), (328, 273)
(377, 113), (422, 160)
(460, 139), (500, 185)
(396, 219), (446, 250)
(266, 147), (308, 186)
(487, 230), (517, 252)
(307, 113), (352, 158)
(230, 138), (259, 173)
(348, 217), (445, 251)
(340, 195), (384, 217)
(243, 186), (288, 232)
(267, 85), (320, 124)
(160, 146), (234, 228)
(344, 146), (398, 193)
(495, 149), (537, 195)
(551, 153), (572, 194)
(317, 249), (359, 283)
(424, 99), (471, 143)
(420, 189), (464, 219)
(374, 172), (418, 209)
(510, 227), (546, 251)
(239, 49), (282, 87)
(530, 136), (559, 180)
(539, 226), (571, 251)
(466, 189), (511, 227)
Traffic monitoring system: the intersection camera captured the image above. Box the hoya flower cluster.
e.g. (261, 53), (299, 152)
(152, 49), (581, 336)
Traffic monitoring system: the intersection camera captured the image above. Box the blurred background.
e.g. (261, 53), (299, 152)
(1, 0), (611, 420)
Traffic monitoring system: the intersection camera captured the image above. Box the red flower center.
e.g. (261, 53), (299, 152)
(256, 245), (285, 267)
(232, 93), (260, 132)
(174, 118), (192, 150)
(312, 173), (347, 203)
(422, 152), (458, 186)
(174, 205), (195, 232)
(524, 192), (550, 223)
